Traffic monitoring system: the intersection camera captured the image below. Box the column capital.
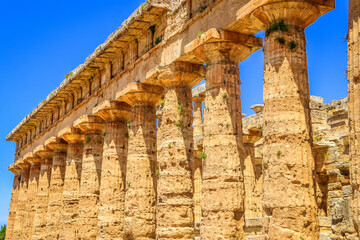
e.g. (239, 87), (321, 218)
(155, 62), (205, 88)
(116, 83), (164, 106)
(33, 144), (54, 160)
(74, 115), (105, 133)
(15, 159), (31, 170)
(58, 127), (85, 143)
(243, 131), (262, 145)
(23, 152), (42, 166)
(44, 137), (68, 152)
(93, 100), (131, 122)
(8, 163), (21, 175)
(184, 28), (262, 65)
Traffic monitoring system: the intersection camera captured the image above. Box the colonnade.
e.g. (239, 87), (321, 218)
(6, 1), (339, 239)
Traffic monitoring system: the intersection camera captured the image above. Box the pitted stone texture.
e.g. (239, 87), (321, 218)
(97, 120), (128, 240)
(13, 165), (30, 240)
(157, 84), (194, 239)
(201, 63), (245, 239)
(5, 175), (20, 240)
(58, 127), (85, 240)
(124, 104), (158, 240)
(45, 150), (67, 240)
(23, 163), (40, 240)
(32, 158), (52, 240)
(349, 0), (360, 233)
(251, 4), (320, 238)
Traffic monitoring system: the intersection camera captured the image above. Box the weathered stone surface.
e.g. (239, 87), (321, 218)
(13, 160), (30, 240)
(119, 83), (163, 239)
(23, 153), (41, 240)
(156, 62), (203, 239)
(58, 127), (85, 240)
(74, 115), (105, 240)
(248, 2), (332, 239)
(93, 101), (131, 240)
(44, 137), (68, 240)
(5, 172), (20, 240)
(185, 29), (261, 239)
(32, 145), (53, 240)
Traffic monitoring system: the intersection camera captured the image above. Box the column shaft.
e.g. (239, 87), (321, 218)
(60, 142), (84, 239)
(32, 159), (52, 240)
(124, 104), (157, 239)
(5, 175), (20, 240)
(23, 163), (40, 239)
(13, 167), (30, 240)
(349, 0), (360, 232)
(157, 84), (194, 239)
(78, 132), (104, 239)
(97, 121), (128, 239)
(45, 151), (67, 239)
(201, 63), (244, 239)
(262, 24), (318, 239)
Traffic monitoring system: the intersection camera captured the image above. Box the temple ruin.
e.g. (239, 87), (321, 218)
(4, 0), (360, 239)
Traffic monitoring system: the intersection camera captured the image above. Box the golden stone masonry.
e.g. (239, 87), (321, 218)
(4, 0), (360, 239)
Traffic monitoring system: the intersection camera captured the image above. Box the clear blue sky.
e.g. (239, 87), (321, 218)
(0, 1), (348, 225)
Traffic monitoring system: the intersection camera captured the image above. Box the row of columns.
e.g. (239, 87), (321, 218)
(6, 1), (334, 239)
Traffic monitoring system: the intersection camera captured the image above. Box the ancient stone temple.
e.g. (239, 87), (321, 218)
(4, 0), (360, 239)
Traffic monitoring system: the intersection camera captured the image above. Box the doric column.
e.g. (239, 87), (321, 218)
(93, 101), (131, 239)
(185, 29), (262, 239)
(58, 127), (85, 240)
(117, 83), (163, 239)
(32, 145), (53, 240)
(74, 115), (105, 240)
(13, 159), (30, 240)
(249, 2), (335, 239)
(44, 137), (68, 240)
(23, 153), (41, 240)
(6, 164), (21, 240)
(242, 133), (262, 219)
(349, 0), (360, 232)
(192, 94), (205, 234)
(155, 62), (204, 239)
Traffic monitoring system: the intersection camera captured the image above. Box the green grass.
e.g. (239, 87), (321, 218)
(265, 19), (288, 36)
(199, 151), (207, 160)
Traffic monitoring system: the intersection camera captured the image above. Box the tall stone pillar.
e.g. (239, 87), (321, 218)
(117, 83), (163, 239)
(74, 115), (105, 240)
(93, 101), (131, 239)
(349, 0), (360, 232)
(44, 137), (68, 240)
(32, 145), (53, 240)
(192, 94), (205, 233)
(155, 62), (204, 239)
(58, 127), (85, 240)
(13, 159), (30, 240)
(185, 29), (262, 239)
(23, 153), (41, 240)
(249, 2), (333, 238)
(6, 164), (21, 240)
(242, 133), (262, 219)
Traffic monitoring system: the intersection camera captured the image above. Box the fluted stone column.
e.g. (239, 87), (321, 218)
(243, 133), (261, 219)
(193, 94), (205, 232)
(44, 137), (68, 240)
(93, 101), (131, 240)
(23, 153), (41, 240)
(117, 83), (163, 239)
(32, 145), (53, 240)
(188, 31), (261, 239)
(250, 2), (333, 238)
(155, 62), (204, 239)
(58, 127), (85, 240)
(349, 0), (360, 232)
(13, 159), (30, 240)
(6, 164), (21, 240)
(74, 115), (105, 240)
